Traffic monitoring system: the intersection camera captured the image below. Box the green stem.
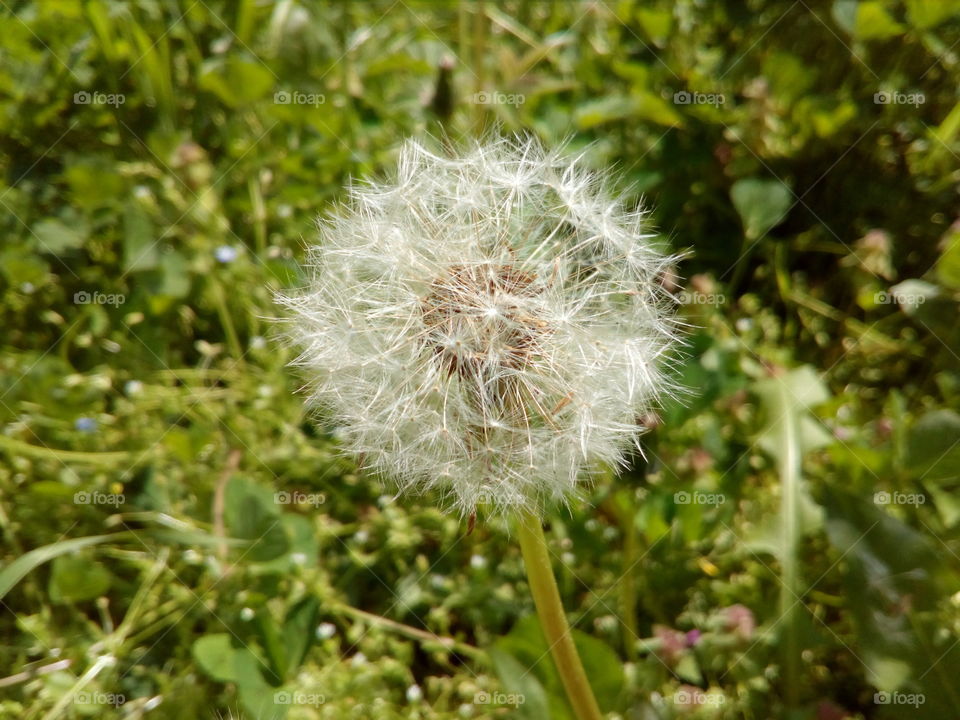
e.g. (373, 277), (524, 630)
(517, 509), (603, 720)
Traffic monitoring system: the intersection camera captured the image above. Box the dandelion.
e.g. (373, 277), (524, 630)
(278, 135), (680, 517)
(277, 135), (681, 720)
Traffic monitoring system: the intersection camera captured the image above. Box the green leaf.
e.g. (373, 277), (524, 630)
(31, 218), (88, 255)
(730, 178), (793, 240)
(488, 648), (554, 719)
(574, 94), (682, 130)
(199, 54), (275, 107)
(936, 229), (960, 289)
(283, 596), (319, 675)
(570, 632), (624, 711)
(905, 410), (960, 481)
(492, 615), (624, 717)
(225, 476), (288, 562)
(48, 554), (112, 603)
(856, 1), (907, 39)
(123, 201), (159, 272)
(0, 534), (120, 601)
(636, 8), (672, 44)
(906, 0), (960, 29)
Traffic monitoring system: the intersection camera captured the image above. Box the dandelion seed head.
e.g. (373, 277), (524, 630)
(278, 135), (681, 516)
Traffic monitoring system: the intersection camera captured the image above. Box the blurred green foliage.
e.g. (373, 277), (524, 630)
(1, 1), (959, 719)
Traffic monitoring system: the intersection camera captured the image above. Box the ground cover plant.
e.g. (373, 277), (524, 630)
(1, 1), (960, 719)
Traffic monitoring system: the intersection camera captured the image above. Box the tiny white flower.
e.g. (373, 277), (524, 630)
(406, 684), (423, 702)
(470, 554), (487, 569)
(316, 622), (337, 639)
(278, 136), (680, 516)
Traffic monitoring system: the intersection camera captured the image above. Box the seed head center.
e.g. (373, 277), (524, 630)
(421, 263), (544, 376)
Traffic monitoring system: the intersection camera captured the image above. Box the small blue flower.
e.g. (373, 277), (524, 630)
(214, 245), (239, 263)
(75, 417), (97, 433)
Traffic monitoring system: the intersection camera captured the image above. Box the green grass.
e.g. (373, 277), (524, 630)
(2, 1), (960, 719)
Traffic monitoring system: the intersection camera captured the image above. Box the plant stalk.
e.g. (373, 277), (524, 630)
(517, 509), (603, 720)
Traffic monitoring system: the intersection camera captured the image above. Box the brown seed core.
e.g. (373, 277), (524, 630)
(421, 263), (544, 379)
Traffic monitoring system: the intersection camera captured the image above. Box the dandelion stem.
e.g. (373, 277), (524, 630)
(517, 509), (603, 720)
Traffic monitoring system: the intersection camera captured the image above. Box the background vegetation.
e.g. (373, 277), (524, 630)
(2, 1), (959, 718)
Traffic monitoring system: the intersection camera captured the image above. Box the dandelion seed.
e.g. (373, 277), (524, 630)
(278, 135), (681, 516)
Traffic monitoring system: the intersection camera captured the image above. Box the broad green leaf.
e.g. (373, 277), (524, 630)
(225, 476), (288, 562)
(856, 1), (906, 39)
(574, 94), (681, 130)
(49, 554), (112, 603)
(905, 409), (960, 481)
(198, 54), (275, 107)
(282, 595), (319, 675)
(488, 648), (554, 719)
(0, 534), (120, 600)
(31, 218), (88, 255)
(730, 178), (792, 240)
(492, 614), (624, 717)
(936, 230), (960, 289)
(906, 0), (960, 29)
(123, 201), (159, 272)
(636, 8), (672, 44)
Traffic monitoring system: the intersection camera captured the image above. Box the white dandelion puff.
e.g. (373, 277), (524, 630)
(277, 135), (682, 516)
